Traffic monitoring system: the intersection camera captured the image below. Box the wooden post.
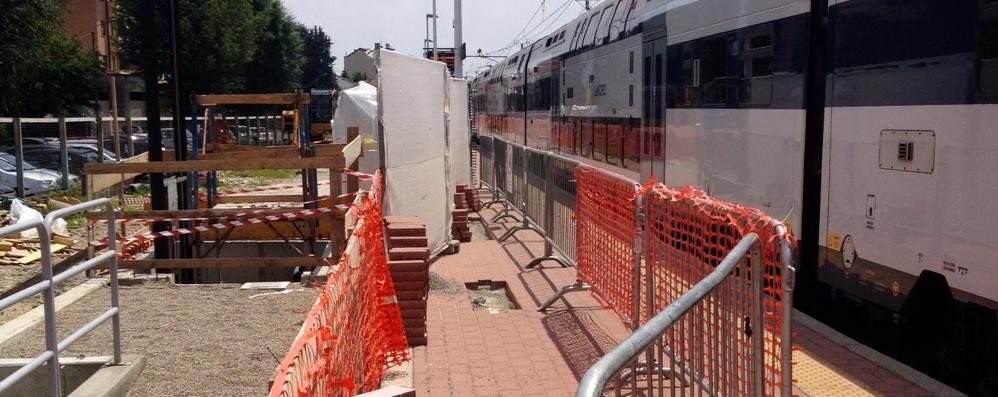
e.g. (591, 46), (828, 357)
(346, 127), (361, 194)
(13, 118), (24, 197)
(126, 115), (134, 157)
(96, 115), (105, 163)
(58, 117), (69, 190)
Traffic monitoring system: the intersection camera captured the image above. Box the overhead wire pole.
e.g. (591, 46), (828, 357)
(432, 0), (439, 61)
(454, 0), (463, 78)
(139, 0), (169, 260)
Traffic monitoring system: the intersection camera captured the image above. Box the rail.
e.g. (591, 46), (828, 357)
(0, 198), (120, 397)
(576, 233), (762, 396)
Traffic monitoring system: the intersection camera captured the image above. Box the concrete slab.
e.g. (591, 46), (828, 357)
(0, 279), (106, 350)
(240, 281), (291, 290)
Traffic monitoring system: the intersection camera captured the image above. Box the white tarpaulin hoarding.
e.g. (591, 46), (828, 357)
(447, 78), (471, 189)
(378, 50), (452, 255)
(332, 82), (379, 185)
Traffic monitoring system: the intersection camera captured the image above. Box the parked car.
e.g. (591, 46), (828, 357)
(62, 139), (121, 161)
(0, 154), (65, 196)
(19, 146), (100, 176)
(161, 128), (194, 150)
(0, 181), (14, 197)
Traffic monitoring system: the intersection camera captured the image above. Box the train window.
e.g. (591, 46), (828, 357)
(739, 29), (774, 106)
(567, 87), (574, 99)
(606, 122), (622, 165)
(700, 36), (730, 106)
(979, 3), (998, 100)
(581, 119), (593, 158)
(608, 0), (627, 41)
(629, 84), (634, 106)
(623, 118), (640, 171)
(584, 14), (601, 48)
(593, 7), (613, 46)
(601, 2), (623, 45)
(546, 37), (553, 47)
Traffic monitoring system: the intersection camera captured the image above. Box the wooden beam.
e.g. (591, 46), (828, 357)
(341, 135), (363, 169)
(85, 157), (345, 174)
(196, 93), (310, 106)
(84, 207), (336, 220)
(118, 257), (327, 269)
(84, 152), (149, 194)
(214, 194), (315, 204)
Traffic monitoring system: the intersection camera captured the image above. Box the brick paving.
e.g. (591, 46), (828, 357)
(412, 202), (937, 396)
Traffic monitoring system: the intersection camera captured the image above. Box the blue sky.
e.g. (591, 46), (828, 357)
(281, 0), (590, 76)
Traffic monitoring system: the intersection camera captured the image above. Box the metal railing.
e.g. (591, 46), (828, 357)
(577, 233), (765, 397)
(0, 198), (121, 397)
(474, 134), (797, 396)
(477, 136), (579, 269)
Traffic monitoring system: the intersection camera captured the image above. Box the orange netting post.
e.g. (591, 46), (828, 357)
(269, 170), (409, 397)
(574, 163), (641, 326)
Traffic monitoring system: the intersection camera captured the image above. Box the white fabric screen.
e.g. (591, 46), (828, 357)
(378, 50), (452, 255)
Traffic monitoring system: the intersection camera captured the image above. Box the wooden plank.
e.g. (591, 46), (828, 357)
(118, 257), (326, 269)
(206, 143), (296, 153)
(341, 135), (363, 169)
(196, 93), (310, 106)
(85, 152), (149, 193)
(214, 194), (314, 204)
(85, 157), (345, 174)
(17, 244), (67, 265)
(84, 207), (333, 220)
(200, 148), (301, 160)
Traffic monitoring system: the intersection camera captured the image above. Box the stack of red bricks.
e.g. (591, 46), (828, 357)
(451, 185), (474, 243)
(384, 215), (430, 347)
(458, 184), (481, 212)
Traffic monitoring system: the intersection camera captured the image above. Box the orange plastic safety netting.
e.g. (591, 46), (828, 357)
(269, 170), (409, 397)
(574, 163), (641, 325)
(643, 184), (795, 396)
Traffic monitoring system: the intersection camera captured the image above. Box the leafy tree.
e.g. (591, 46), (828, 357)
(116, 0), (301, 96)
(298, 25), (337, 91)
(245, 0), (304, 93)
(350, 72), (369, 83)
(0, 1), (104, 116)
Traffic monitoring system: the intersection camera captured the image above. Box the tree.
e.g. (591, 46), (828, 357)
(245, 0), (304, 93)
(299, 25), (337, 91)
(116, 0), (302, 96)
(0, 1), (104, 116)
(350, 72), (369, 83)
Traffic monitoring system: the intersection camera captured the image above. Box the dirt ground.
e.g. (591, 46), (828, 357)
(0, 283), (318, 397)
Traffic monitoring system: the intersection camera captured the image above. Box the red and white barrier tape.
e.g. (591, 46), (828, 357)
(91, 191), (359, 226)
(92, 204), (349, 246)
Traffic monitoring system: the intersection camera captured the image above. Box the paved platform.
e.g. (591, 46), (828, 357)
(412, 205), (948, 396)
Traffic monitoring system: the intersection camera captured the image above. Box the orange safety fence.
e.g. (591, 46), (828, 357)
(574, 163), (641, 325)
(644, 184), (794, 395)
(269, 170), (409, 397)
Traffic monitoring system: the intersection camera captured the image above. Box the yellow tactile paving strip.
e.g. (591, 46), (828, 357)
(791, 322), (934, 396)
(794, 349), (878, 397)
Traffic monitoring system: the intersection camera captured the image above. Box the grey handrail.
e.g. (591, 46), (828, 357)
(575, 233), (761, 397)
(0, 198), (118, 397)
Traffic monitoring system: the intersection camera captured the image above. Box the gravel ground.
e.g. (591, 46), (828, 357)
(0, 283), (318, 397)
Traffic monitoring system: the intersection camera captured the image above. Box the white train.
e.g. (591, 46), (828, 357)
(472, 0), (998, 393)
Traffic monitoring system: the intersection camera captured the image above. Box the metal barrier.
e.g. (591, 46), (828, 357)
(0, 198), (120, 397)
(473, 135), (797, 396)
(476, 137), (580, 269)
(577, 233), (766, 397)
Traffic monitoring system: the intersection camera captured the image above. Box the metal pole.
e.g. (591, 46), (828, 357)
(13, 119), (23, 197)
(105, 1), (121, 163)
(58, 118), (69, 190)
(432, 0), (439, 61)
(126, 115), (134, 156)
(140, 0), (170, 260)
(454, 0), (463, 78)
(35, 221), (59, 397)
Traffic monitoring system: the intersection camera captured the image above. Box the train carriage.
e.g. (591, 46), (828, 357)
(472, 0), (998, 393)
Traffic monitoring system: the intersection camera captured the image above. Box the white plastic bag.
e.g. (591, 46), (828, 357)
(9, 199), (44, 238)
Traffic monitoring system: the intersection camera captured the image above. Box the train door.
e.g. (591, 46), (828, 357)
(641, 37), (667, 181)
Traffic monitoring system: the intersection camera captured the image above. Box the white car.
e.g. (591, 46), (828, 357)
(0, 153), (78, 196)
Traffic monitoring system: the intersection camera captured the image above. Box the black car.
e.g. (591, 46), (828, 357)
(20, 146), (101, 172)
